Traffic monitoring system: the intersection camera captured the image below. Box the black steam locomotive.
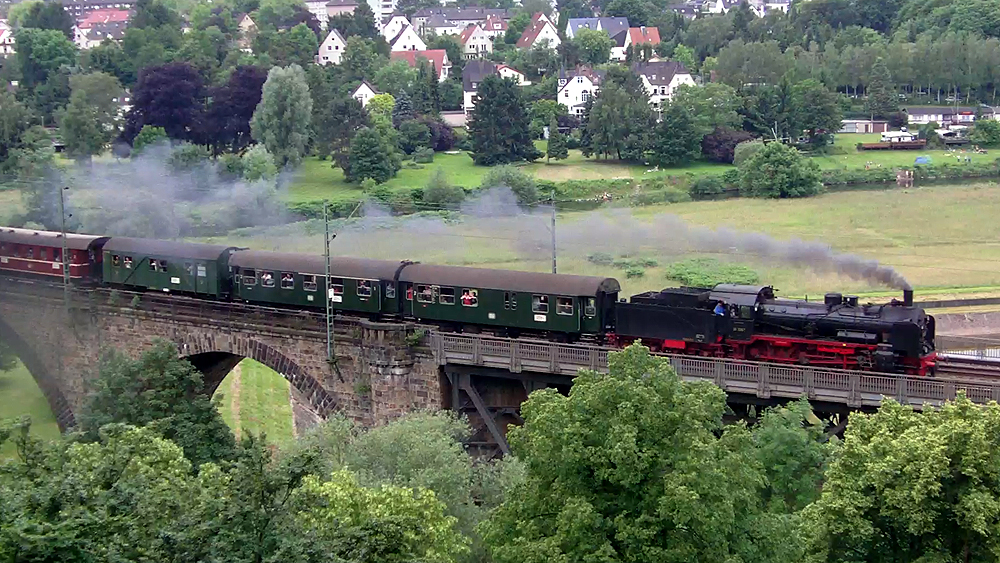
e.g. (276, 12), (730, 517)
(613, 285), (936, 375)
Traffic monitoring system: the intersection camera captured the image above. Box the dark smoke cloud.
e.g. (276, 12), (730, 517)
(236, 187), (912, 291)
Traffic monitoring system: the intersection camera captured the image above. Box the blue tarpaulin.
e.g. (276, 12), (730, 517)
(915, 156), (931, 164)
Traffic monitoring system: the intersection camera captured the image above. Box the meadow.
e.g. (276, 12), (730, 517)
(0, 362), (61, 458)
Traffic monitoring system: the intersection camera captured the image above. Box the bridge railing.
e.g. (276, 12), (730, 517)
(431, 333), (1000, 409)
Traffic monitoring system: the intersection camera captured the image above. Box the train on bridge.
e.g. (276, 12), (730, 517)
(0, 226), (936, 375)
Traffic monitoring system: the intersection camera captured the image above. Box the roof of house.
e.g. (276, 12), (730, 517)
(390, 49), (450, 76)
(611, 28), (628, 47)
(670, 3), (700, 16)
(458, 23), (481, 44)
(424, 14), (457, 28)
(351, 81), (379, 95)
(463, 59), (497, 91)
(628, 26), (660, 45)
(83, 20), (127, 39)
(558, 65), (604, 88)
(482, 13), (507, 31)
(567, 17), (628, 38)
(905, 106), (985, 115)
(516, 16), (553, 48)
(326, 0), (358, 6)
(78, 8), (130, 27)
(389, 24), (416, 46)
(633, 60), (690, 85)
(321, 28), (346, 45)
(495, 63), (523, 76)
(413, 6), (511, 20)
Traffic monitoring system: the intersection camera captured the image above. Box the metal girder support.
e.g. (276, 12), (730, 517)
(456, 372), (511, 456)
(821, 416), (850, 443)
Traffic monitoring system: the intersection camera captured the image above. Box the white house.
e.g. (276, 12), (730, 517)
(481, 13), (507, 39)
(564, 17), (628, 40)
(381, 14), (410, 40)
(880, 130), (918, 142)
(0, 28), (13, 55)
(459, 23), (492, 59)
(351, 81), (379, 107)
(516, 12), (560, 49)
(388, 24), (426, 51)
(633, 61), (695, 114)
(496, 64), (528, 85)
(304, 0), (330, 28)
(422, 14), (461, 35)
(317, 28), (347, 65)
(558, 66), (603, 116)
(390, 49), (452, 81)
(463, 59), (496, 114)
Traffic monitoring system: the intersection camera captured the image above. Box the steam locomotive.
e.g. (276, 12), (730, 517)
(0, 226), (936, 375)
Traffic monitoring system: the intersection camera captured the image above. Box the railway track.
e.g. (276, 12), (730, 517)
(935, 354), (1000, 380)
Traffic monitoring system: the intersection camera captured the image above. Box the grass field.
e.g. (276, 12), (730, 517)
(0, 362), (61, 459)
(0, 190), (24, 225)
(213, 358), (296, 448)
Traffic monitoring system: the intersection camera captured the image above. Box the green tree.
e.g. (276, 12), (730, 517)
(20, 1), (74, 38)
(132, 124), (168, 154)
(480, 343), (805, 563)
(738, 141), (822, 198)
(753, 398), (833, 513)
(372, 59), (417, 97)
(0, 90), (40, 173)
(410, 58), (440, 115)
(574, 27), (613, 64)
(972, 119), (1000, 146)
(392, 90), (415, 127)
(422, 167), (465, 208)
(77, 340), (236, 468)
(468, 75), (542, 165)
(314, 96), (370, 168)
(672, 82), (743, 139)
(328, 1), (379, 39)
(345, 127), (395, 183)
(341, 36), (383, 82)
(13, 28), (77, 92)
(250, 64), (312, 168)
(479, 163), (538, 204)
(546, 117), (568, 162)
(397, 119), (430, 154)
(864, 57), (897, 119)
(806, 395), (1000, 562)
(367, 92), (395, 125)
(581, 75), (656, 162)
(58, 72), (124, 159)
(790, 78), (842, 149)
(648, 103), (701, 166)
(241, 144), (278, 181)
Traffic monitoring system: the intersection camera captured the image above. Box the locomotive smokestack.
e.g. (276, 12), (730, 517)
(903, 289), (913, 306)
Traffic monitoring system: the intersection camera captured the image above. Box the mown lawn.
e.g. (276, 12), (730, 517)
(0, 362), (61, 459)
(0, 190), (24, 225)
(213, 358), (296, 448)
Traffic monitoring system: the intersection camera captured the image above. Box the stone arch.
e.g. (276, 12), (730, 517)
(0, 315), (76, 431)
(173, 334), (337, 419)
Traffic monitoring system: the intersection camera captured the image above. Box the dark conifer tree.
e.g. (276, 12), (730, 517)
(468, 75), (542, 165)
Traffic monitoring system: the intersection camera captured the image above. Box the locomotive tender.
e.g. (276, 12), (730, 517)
(0, 226), (936, 375)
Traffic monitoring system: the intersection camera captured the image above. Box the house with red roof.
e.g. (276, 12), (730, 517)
(73, 8), (131, 49)
(612, 26), (660, 61)
(459, 23), (492, 59)
(516, 12), (560, 50)
(390, 49), (452, 82)
(481, 13), (507, 38)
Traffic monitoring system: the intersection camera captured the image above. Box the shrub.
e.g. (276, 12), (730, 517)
(630, 187), (691, 206)
(587, 252), (614, 266)
(218, 152), (244, 180)
(732, 139), (765, 167)
(665, 258), (760, 287)
(423, 168), (465, 209)
(701, 127), (754, 164)
(625, 266), (645, 278)
(690, 176), (725, 200)
(479, 165), (538, 204)
(738, 142), (822, 198)
(419, 117), (457, 151)
(398, 120), (432, 154)
(613, 257), (659, 269)
(413, 147), (435, 163)
(971, 119), (1000, 147)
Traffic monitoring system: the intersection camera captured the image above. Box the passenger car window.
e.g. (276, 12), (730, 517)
(243, 269), (257, 286)
(461, 289), (478, 307)
(303, 275), (317, 291)
(185, 262), (194, 276)
(556, 297), (573, 315)
(159, 260), (169, 272)
(357, 280), (372, 298)
(124, 256), (133, 269)
(330, 278), (344, 295)
(416, 285), (434, 303)
(261, 271), (275, 288)
(40, 249), (47, 261)
(386, 283), (396, 299)
(280, 272), (294, 289)
(532, 295), (549, 314)
(439, 287), (455, 305)
(53, 249), (60, 262)
(196, 265), (207, 277)
(27, 248), (33, 259)
(584, 297), (597, 317)
(149, 259), (157, 271)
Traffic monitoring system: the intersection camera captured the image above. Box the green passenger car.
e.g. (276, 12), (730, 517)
(398, 264), (620, 337)
(102, 238), (237, 297)
(229, 251), (407, 314)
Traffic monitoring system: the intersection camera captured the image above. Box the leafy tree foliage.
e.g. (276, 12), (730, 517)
(19, 1), (74, 38)
(392, 90), (415, 127)
(124, 62), (205, 143)
(864, 57), (897, 119)
(574, 28), (613, 65)
(790, 78), (842, 149)
(77, 340), (236, 468)
(13, 28), (77, 92)
(250, 64), (312, 168)
(241, 144), (278, 181)
(410, 59), (441, 115)
(972, 119), (1000, 146)
(422, 167), (466, 208)
(738, 141), (822, 198)
(478, 164), (538, 205)
(581, 73), (656, 162)
(346, 127), (396, 183)
(342, 36), (384, 82)
(468, 75), (542, 165)
(397, 119), (430, 154)
(673, 82), (743, 139)
(58, 72), (124, 158)
(132, 0), (183, 29)
(204, 65), (267, 154)
(132, 124), (168, 154)
(328, 1), (379, 40)
(701, 127), (755, 163)
(314, 95), (370, 167)
(807, 396), (1000, 562)
(648, 103), (702, 166)
(546, 117), (568, 162)
(481, 343), (807, 563)
(0, 91), (43, 173)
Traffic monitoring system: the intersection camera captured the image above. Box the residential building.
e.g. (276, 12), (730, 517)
(390, 49), (452, 81)
(317, 28), (347, 64)
(564, 17), (628, 40)
(0, 28), (13, 55)
(839, 119), (889, 134)
(326, 0), (358, 17)
(496, 63), (528, 85)
(481, 13), (507, 38)
(236, 13), (256, 51)
(463, 59), (497, 114)
(411, 6), (511, 29)
(905, 106), (996, 126)
(62, 0), (136, 19)
(633, 60), (695, 113)
(388, 24), (426, 51)
(73, 8), (130, 49)
(381, 14), (410, 39)
(351, 81), (379, 107)
(611, 26), (659, 61)
(421, 14), (461, 35)
(558, 66), (603, 116)
(459, 23), (492, 59)
(516, 12), (561, 49)
(305, 0), (330, 28)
